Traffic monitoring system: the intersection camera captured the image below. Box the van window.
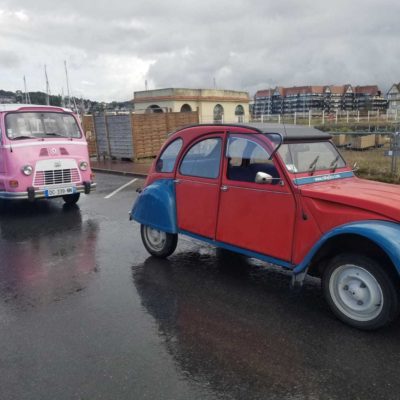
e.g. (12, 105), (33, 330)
(5, 112), (81, 140)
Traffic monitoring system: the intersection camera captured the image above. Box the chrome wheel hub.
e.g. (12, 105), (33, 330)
(145, 227), (166, 251)
(329, 264), (383, 321)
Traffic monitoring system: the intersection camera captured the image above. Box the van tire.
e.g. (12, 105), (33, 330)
(63, 193), (80, 204)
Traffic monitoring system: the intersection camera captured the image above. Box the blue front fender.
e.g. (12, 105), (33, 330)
(130, 179), (177, 234)
(294, 220), (400, 275)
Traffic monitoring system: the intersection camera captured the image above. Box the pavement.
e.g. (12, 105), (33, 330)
(91, 158), (152, 177)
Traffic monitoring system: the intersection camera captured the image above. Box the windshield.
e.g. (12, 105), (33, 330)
(5, 112), (81, 140)
(278, 141), (346, 173)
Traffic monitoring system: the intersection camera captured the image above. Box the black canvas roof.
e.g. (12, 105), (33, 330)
(239, 123), (331, 141)
(173, 123), (331, 141)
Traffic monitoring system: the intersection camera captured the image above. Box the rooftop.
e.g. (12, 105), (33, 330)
(0, 104), (73, 113)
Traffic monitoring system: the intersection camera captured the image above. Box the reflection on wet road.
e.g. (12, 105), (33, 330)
(0, 173), (400, 400)
(0, 200), (99, 309)
(134, 249), (400, 400)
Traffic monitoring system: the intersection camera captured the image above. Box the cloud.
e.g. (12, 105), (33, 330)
(0, 0), (399, 101)
(0, 50), (21, 68)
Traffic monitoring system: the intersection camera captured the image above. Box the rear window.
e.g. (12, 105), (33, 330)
(5, 112), (81, 140)
(155, 138), (183, 173)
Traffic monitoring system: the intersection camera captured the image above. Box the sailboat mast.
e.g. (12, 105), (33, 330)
(64, 60), (72, 108)
(23, 75), (31, 104)
(44, 64), (50, 105)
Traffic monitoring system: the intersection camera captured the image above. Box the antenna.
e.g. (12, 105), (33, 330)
(64, 60), (72, 108)
(23, 75), (31, 104)
(145, 80), (148, 91)
(44, 64), (51, 105)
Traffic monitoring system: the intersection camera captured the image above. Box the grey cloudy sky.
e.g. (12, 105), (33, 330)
(0, 0), (399, 101)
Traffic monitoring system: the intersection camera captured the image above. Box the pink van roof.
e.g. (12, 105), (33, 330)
(0, 104), (73, 113)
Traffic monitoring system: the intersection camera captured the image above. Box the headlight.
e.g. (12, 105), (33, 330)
(79, 161), (88, 171)
(21, 165), (33, 176)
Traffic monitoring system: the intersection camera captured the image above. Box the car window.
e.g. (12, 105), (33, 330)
(226, 137), (279, 183)
(180, 138), (222, 179)
(156, 138), (183, 173)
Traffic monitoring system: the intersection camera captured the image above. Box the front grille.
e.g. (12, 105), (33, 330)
(34, 168), (80, 186)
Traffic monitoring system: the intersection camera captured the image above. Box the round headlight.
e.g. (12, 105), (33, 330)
(21, 165), (33, 176)
(79, 161), (88, 171)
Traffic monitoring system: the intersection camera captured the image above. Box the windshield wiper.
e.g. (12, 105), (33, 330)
(45, 132), (64, 137)
(308, 155), (319, 175)
(329, 155), (340, 172)
(12, 135), (34, 140)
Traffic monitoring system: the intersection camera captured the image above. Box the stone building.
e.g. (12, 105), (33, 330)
(133, 88), (249, 123)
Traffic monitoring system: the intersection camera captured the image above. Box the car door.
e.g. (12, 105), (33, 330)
(175, 135), (223, 239)
(216, 134), (296, 262)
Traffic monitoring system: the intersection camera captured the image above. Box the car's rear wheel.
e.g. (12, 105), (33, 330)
(322, 253), (399, 330)
(63, 193), (80, 204)
(141, 224), (177, 258)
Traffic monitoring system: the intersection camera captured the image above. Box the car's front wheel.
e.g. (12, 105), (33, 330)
(322, 253), (399, 330)
(140, 224), (177, 258)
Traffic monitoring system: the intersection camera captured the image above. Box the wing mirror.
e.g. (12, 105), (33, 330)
(255, 171), (273, 184)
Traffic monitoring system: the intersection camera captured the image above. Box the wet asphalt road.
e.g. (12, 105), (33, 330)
(1, 172), (400, 400)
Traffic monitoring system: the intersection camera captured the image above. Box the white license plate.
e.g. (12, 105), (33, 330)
(45, 187), (75, 197)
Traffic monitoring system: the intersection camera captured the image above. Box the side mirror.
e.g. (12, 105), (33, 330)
(352, 162), (359, 171)
(255, 171), (273, 184)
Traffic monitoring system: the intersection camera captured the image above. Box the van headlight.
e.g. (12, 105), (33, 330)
(79, 161), (88, 171)
(21, 165), (33, 176)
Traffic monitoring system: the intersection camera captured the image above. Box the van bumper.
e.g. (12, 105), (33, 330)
(0, 182), (97, 200)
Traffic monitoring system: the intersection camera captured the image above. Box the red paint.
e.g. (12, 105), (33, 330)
(145, 124), (399, 265)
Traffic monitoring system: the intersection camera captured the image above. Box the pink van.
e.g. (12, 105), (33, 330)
(0, 104), (96, 204)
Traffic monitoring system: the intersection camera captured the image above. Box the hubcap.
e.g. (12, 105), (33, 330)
(329, 264), (383, 322)
(145, 227), (166, 251)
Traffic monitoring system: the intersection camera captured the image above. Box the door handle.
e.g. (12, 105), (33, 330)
(173, 179), (181, 184)
(220, 185), (228, 192)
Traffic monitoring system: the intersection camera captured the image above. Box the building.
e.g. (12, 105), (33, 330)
(253, 84), (387, 117)
(353, 85), (387, 112)
(387, 83), (400, 113)
(133, 88), (250, 123)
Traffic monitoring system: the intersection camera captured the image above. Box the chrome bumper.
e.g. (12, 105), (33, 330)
(0, 182), (97, 200)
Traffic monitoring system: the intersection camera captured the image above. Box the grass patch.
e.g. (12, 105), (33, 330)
(340, 146), (400, 184)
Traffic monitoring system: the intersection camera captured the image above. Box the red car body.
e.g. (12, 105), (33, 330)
(131, 123), (400, 329)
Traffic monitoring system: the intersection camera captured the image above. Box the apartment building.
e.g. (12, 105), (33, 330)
(253, 84), (387, 117)
(387, 83), (400, 112)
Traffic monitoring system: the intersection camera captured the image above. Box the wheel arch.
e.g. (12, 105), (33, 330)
(295, 221), (400, 286)
(308, 234), (399, 284)
(130, 179), (177, 233)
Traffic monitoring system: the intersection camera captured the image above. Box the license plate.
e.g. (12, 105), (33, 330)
(45, 187), (75, 197)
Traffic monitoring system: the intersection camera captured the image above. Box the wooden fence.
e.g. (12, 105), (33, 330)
(81, 115), (97, 157)
(83, 111), (199, 160)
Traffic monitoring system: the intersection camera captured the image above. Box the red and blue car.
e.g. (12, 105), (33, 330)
(130, 123), (400, 330)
